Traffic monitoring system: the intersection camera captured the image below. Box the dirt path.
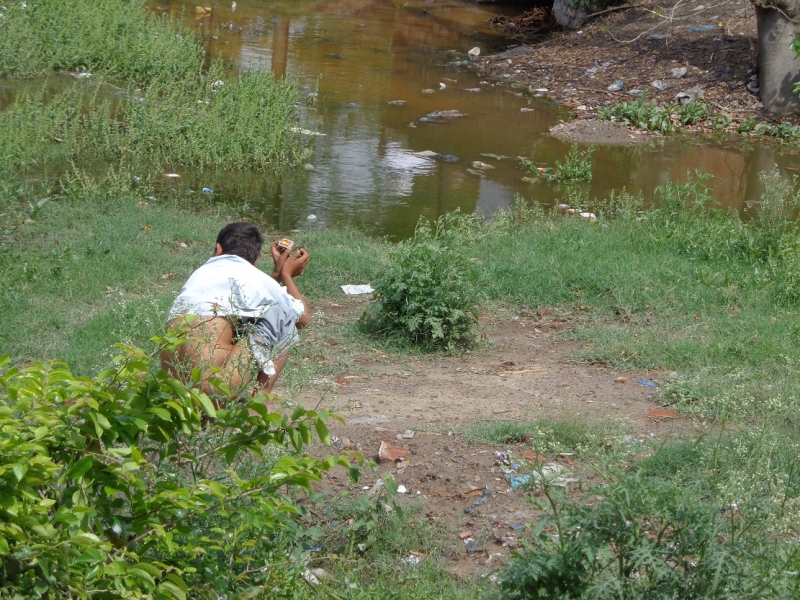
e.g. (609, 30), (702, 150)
(295, 304), (697, 578)
(474, 0), (797, 143)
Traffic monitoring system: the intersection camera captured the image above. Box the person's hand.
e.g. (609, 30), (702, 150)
(270, 241), (290, 281)
(281, 248), (310, 279)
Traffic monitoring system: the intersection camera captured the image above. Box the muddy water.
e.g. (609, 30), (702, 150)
(163, 0), (800, 239)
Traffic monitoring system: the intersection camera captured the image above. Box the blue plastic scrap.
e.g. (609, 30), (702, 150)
(505, 473), (532, 490)
(637, 378), (658, 388)
(464, 490), (491, 513)
(202, 187), (213, 195)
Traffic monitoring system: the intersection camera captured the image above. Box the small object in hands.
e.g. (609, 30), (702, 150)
(277, 238), (294, 253)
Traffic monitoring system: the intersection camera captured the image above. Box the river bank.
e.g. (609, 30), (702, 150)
(477, 0), (800, 143)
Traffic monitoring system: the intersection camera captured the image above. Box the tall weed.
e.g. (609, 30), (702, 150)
(498, 441), (800, 600)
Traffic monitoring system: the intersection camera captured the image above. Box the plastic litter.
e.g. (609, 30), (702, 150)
(306, 214), (318, 221)
(388, 99), (406, 106)
(163, 173), (181, 178)
(289, 127), (326, 136)
(607, 80), (624, 92)
(675, 86), (704, 105)
(468, 46), (481, 58)
(506, 474), (531, 490)
(397, 485), (408, 494)
(627, 89), (644, 98)
(637, 378), (658, 388)
(651, 80), (670, 91)
(464, 490), (491, 513)
(231, 1), (236, 9)
(471, 161), (495, 170)
(687, 24), (718, 32)
(341, 284), (374, 295)
(202, 187), (213, 195)
(669, 67), (688, 79)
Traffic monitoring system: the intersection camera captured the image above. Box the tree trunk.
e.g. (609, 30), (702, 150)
(756, 3), (800, 114)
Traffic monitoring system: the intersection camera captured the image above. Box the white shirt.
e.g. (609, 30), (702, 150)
(168, 254), (304, 321)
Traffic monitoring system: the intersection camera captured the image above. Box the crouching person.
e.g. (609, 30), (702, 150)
(161, 222), (310, 407)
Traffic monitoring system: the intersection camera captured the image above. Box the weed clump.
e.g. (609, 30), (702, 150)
(361, 212), (483, 352)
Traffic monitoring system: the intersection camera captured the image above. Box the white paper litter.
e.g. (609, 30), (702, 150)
(341, 284), (374, 295)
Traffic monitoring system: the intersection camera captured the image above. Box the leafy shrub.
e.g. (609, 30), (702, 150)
(361, 212), (483, 352)
(498, 467), (800, 600)
(598, 96), (674, 134)
(0, 334), (355, 598)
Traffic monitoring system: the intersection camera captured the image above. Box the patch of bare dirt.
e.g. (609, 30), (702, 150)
(549, 118), (653, 144)
(295, 305), (698, 578)
(473, 0), (800, 142)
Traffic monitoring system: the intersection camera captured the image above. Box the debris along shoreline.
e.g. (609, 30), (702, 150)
(472, 0), (800, 143)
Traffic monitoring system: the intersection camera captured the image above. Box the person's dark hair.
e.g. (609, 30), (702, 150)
(216, 222), (264, 264)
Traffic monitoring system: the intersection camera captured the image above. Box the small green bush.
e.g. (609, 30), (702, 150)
(361, 212), (483, 352)
(554, 145), (594, 182)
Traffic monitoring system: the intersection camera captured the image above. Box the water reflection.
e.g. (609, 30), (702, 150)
(156, 0), (799, 237)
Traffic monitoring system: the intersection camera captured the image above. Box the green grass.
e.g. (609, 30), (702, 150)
(463, 417), (629, 458)
(298, 493), (486, 600)
(0, 68), (306, 173)
(0, 0), (203, 85)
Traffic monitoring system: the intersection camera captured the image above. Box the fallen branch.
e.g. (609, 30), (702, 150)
(586, 4), (646, 20)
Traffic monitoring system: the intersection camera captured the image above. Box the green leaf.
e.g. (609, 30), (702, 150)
(12, 463), (28, 482)
(158, 581), (187, 600)
(70, 532), (102, 547)
(194, 392), (217, 419)
(0, 535), (9, 554)
(314, 419), (330, 445)
(224, 444), (239, 465)
(148, 407), (172, 421)
(65, 456), (94, 480)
